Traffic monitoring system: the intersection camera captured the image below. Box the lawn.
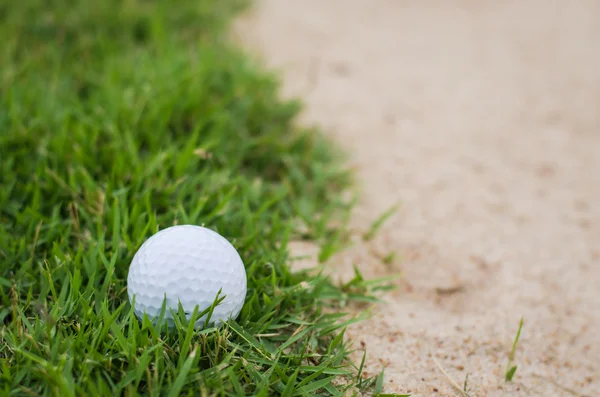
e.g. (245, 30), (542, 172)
(0, 0), (384, 395)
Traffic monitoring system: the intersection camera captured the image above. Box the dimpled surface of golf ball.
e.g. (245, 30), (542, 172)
(127, 225), (247, 328)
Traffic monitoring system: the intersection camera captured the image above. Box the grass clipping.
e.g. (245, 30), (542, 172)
(0, 0), (385, 396)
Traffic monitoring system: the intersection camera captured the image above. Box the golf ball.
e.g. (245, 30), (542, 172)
(127, 225), (247, 328)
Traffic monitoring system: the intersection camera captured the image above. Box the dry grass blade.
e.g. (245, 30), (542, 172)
(432, 356), (471, 397)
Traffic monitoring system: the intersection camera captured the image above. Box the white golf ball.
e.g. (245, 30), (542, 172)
(126, 225), (247, 328)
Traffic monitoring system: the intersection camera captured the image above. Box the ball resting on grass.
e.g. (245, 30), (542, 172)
(127, 225), (247, 328)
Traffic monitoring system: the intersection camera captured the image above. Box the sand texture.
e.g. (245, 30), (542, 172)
(237, 1), (600, 395)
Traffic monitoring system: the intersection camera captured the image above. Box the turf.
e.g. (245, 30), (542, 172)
(0, 0), (385, 395)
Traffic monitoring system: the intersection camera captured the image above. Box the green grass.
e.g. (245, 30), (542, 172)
(362, 203), (400, 242)
(0, 0), (384, 395)
(505, 317), (524, 382)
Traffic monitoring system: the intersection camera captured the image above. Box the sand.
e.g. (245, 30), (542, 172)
(236, 1), (600, 395)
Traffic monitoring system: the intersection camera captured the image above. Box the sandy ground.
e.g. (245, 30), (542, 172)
(236, 1), (600, 396)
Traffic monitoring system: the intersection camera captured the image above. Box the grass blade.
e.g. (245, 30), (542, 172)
(363, 203), (400, 241)
(168, 347), (197, 397)
(505, 317), (524, 381)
